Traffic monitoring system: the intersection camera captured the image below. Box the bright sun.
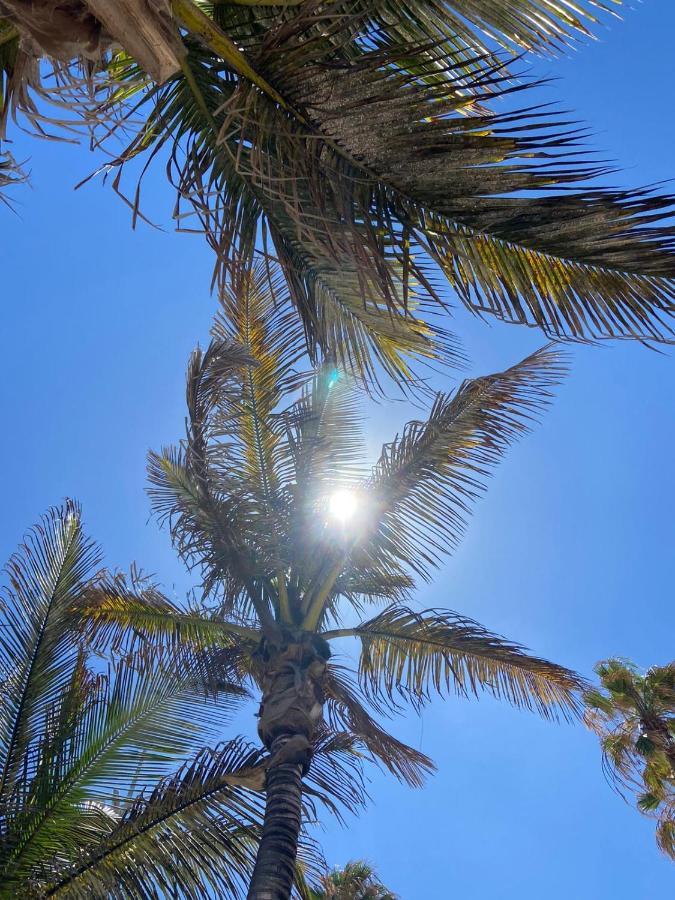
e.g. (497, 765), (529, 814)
(327, 489), (359, 523)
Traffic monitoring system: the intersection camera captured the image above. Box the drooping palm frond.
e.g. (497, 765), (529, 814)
(584, 658), (675, 859)
(302, 727), (368, 825)
(325, 606), (585, 722)
(78, 568), (260, 656)
(259, 17), (675, 343)
(322, 664), (435, 789)
(137, 5), (675, 358)
(355, 345), (565, 582)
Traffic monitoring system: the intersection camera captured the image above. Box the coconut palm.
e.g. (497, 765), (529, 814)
(2, 2), (675, 384)
(312, 860), (396, 900)
(80, 264), (586, 899)
(585, 658), (675, 860)
(0, 500), (343, 897)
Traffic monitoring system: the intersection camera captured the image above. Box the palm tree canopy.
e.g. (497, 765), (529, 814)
(585, 658), (675, 860)
(0, 501), (335, 897)
(2, 2), (675, 384)
(81, 265), (586, 810)
(313, 860), (397, 899)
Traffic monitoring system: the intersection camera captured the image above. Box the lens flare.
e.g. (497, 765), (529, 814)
(327, 489), (359, 523)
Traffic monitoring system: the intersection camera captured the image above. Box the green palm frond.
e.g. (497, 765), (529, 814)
(262, 20), (675, 344)
(210, 262), (305, 515)
(0, 502), (101, 811)
(326, 606), (585, 722)
(347, 0), (622, 56)
(0, 646), (249, 891)
(78, 569), (260, 655)
(359, 345), (565, 581)
(44, 738), (267, 899)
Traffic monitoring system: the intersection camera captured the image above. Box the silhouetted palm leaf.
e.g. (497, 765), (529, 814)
(5, 2), (674, 383)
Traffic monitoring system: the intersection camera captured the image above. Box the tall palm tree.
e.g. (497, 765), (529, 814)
(0, 500), (340, 897)
(2, 2), (675, 383)
(585, 658), (675, 860)
(312, 860), (396, 900)
(81, 264), (587, 899)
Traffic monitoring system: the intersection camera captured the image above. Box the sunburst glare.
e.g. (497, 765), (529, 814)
(327, 488), (359, 524)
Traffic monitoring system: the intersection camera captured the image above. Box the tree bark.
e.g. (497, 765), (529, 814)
(247, 735), (304, 900)
(247, 634), (329, 900)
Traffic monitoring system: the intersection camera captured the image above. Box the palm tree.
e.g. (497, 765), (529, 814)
(312, 860), (396, 900)
(585, 658), (675, 860)
(2, 2), (675, 383)
(0, 500), (341, 897)
(80, 265), (587, 899)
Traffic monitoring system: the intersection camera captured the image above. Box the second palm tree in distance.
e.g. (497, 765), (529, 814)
(82, 264), (586, 899)
(585, 659), (675, 860)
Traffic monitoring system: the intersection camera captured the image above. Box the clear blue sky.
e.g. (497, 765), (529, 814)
(1, 4), (674, 897)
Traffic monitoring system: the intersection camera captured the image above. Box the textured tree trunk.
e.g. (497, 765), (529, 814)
(247, 634), (329, 900)
(247, 735), (304, 900)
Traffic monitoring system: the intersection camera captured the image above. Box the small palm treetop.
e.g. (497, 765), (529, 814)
(314, 860), (397, 900)
(81, 264), (586, 898)
(585, 658), (675, 860)
(3, 2), (675, 383)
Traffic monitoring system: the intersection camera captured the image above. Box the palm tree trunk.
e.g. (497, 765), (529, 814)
(247, 735), (304, 900)
(247, 635), (329, 899)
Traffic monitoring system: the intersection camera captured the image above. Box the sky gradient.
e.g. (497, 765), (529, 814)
(1, 4), (674, 897)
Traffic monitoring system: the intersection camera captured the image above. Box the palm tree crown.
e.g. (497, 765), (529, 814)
(2, 2), (675, 384)
(80, 264), (587, 898)
(313, 860), (397, 900)
(585, 658), (675, 860)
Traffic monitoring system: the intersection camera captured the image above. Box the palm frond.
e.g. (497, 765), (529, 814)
(1, 647), (248, 890)
(303, 727), (369, 824)
(210, 261), (305, 512)
(264, 22), (675, 344)
(349, 0), (622, 57)
(0, 149), (24, 205)
(78, 569), (260, 656)
(323, 664), (435, 788)
(43, 738), (266, 899)
(0, 502), (101, 811)
(330, 606), (585, 722)
(361, 345), (565, 579)
(147, 445), (261, 610)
